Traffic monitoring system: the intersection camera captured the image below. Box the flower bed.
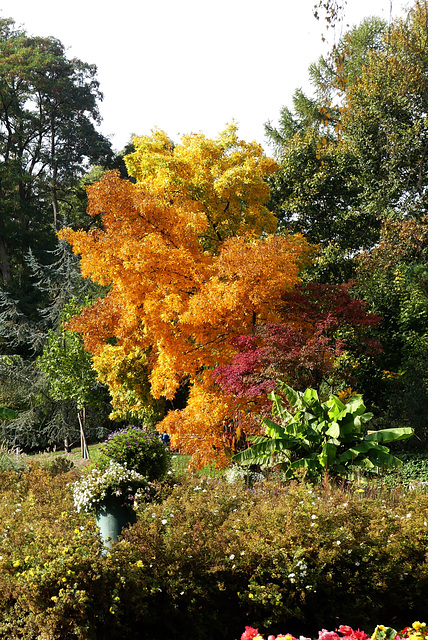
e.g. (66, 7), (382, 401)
(240, 622), (427, 640)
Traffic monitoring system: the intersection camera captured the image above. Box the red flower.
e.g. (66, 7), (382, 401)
(241, 626), (261, 640)
(337, 626), (368, 640)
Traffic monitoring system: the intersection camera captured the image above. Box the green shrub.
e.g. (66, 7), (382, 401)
(43, 455), (75, 476)
(374, 452), (428, 490)
(99, 426), (171, 481)
(0, 466), (427, 640)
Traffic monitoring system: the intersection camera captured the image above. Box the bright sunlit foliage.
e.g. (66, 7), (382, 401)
(60, 125), (312, 466)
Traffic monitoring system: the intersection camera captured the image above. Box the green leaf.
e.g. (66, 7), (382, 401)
(364, 427), (414, 443)
(0, 407), (18, 419)
(326, 421), (340, 438)
(337, 441), (376, 462)
(366, 449), (404, 468)
(318, 441), (337, 468)
(261, 418), (287, 439)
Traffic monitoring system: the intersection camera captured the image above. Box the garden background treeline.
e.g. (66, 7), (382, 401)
(2, 4), (428, 455)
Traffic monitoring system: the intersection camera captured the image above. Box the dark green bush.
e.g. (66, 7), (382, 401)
(99, 426), (171, 481)
(43, 455), (75, 476)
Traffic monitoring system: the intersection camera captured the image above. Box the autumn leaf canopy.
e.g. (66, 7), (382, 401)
(59, 124), (312, 466)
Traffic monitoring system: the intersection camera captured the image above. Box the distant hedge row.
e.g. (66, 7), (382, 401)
(0, 464), (427, 640)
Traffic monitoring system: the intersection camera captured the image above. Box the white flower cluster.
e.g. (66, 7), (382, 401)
(72, 460), (149, 513)
(225, 464), (264, 485)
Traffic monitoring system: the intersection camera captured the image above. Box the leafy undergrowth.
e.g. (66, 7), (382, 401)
(0, 464), (427, 639)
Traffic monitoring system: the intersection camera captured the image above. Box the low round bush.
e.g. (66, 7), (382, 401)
(99, 426), (171, 481)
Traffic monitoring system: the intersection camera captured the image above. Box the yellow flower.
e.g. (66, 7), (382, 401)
(136, 560), (143, 568)
(413, 623), (426, 631)
(13, 560), (20, 568)
(51, 596), (58, 603)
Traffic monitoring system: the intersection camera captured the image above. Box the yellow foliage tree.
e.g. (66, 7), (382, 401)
(59, 124), (312, 467)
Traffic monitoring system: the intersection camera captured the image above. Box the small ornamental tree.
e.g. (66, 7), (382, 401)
(213, 282), (382, 410)
(99, 427), (171, 481)
(37, 301), (106, 459)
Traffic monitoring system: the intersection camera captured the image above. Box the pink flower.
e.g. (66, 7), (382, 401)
(241, 627), (261, 640)
(319, 630), (340, 640)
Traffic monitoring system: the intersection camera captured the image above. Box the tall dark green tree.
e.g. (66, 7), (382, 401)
(0, 17), (112, 295)
(268, 5), (428, 253)
(354, 217), (428, 446)
(265, 16), (389, 282)
(266, 2), (428, 443)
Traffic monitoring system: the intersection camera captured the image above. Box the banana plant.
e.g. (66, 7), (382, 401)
(0, 407), (18, 419)
(233, 382), (414, 480)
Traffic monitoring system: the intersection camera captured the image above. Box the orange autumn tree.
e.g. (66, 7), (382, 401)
(59, 124), (312, 467)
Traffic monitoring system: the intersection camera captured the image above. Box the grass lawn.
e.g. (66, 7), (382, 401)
(26, 444), (225, 477)
(27, 442), (192, 473)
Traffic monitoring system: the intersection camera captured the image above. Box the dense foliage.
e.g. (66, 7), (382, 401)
(60, 126), (312, 466)
(98, 427), (171, 481)
(0, 18), (115, 452)
(2, 1), (428, 465)
(0, 464), (427, 640)
(233, 383), (413, 480)
(0, 17), (112, 295)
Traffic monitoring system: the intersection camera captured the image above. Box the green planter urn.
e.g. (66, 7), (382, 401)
(96, 495), (137, 549)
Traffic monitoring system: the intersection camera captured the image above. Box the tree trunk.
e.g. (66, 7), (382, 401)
(51, 118), (59, 230)
(64, 435), (71, 454)
(77, 408), (89, 459)
(0, 234), (11, 284)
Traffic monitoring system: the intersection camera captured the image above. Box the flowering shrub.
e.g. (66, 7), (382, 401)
(72, 460), (154, 512)
(225, 464), (264, 485)
(99, 426), (171, 481)
(1, 465), (428, 640)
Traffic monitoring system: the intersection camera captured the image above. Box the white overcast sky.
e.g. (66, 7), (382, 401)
(0, 0), (407, 154)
